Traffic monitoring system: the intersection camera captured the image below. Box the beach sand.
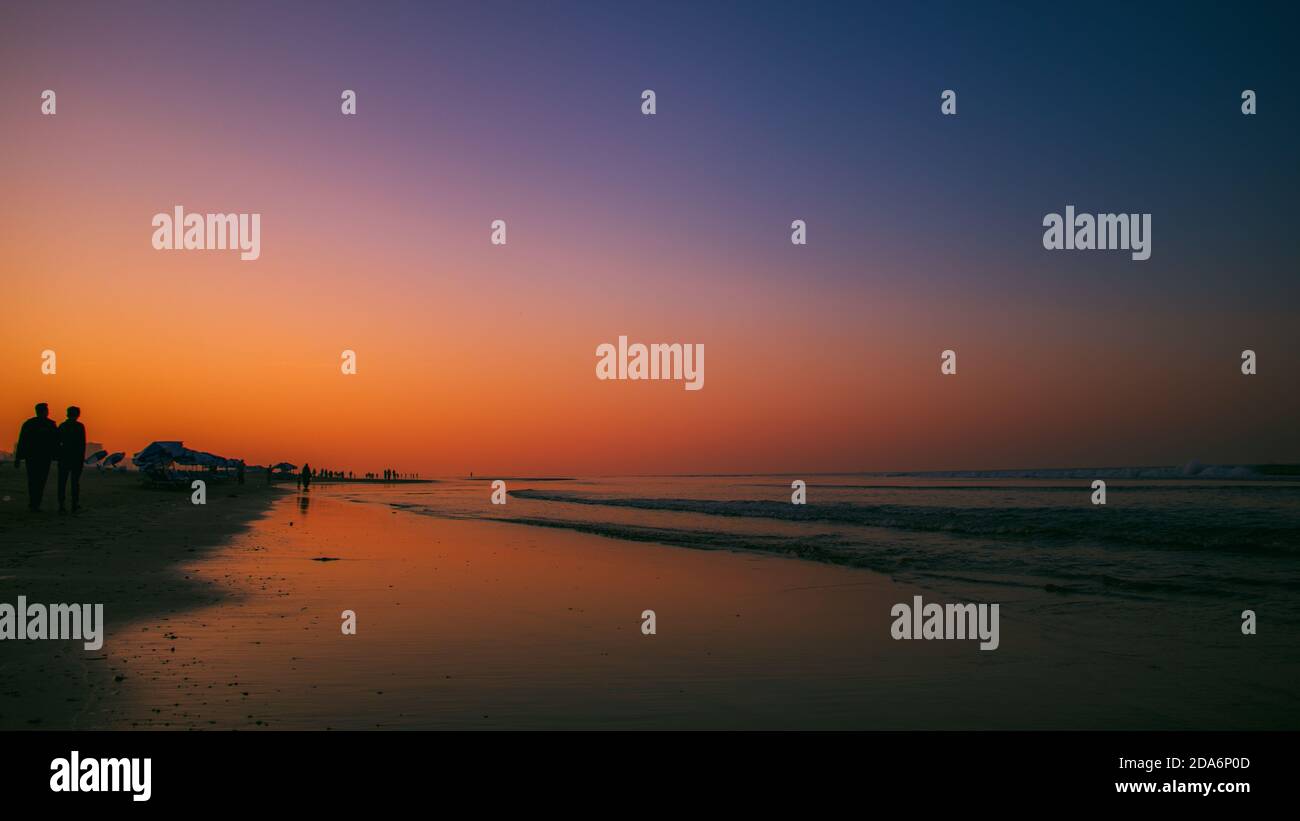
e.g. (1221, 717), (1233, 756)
(2, 471), (1293, 729)
(0, 469), (282, 729)
(87, 492), (1015, 730)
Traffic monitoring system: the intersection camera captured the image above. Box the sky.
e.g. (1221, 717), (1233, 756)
(1, 1), (1297, 475)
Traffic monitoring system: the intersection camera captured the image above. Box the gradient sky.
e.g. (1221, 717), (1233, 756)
(2, 1), (1297, 475)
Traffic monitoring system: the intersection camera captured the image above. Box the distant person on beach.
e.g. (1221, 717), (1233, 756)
(14, 403), (59, 512)
(56, 406), (86, 514)
(301, 463), (311, 490)
(236, 459), (245, 485)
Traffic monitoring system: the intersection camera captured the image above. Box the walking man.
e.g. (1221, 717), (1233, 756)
(57, 406), (87, 514)
(14, 403), (59, 512)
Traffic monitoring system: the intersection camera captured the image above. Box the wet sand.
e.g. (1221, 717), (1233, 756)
(3, 473), (1294, 729)
(0, 469), (282, 729)
(90, 491), (992, 729)
(71, 492), (1300, 729)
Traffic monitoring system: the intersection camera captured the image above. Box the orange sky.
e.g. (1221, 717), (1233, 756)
(2, 5), (1297, 475)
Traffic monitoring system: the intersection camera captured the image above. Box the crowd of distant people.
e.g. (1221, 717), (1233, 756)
(295, 465), (418, 489)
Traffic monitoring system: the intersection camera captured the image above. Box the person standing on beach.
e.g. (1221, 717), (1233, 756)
(56, 406), (86, 514)
(236, 459), (245, 485)
(14, 403), (59, 512)
(301, 463), (311, 490)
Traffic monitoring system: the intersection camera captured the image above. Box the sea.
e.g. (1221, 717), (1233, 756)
(320, 467), (1300, 623)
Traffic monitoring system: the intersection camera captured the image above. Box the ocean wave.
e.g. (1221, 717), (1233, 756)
(369, 493), (1300, 604)
(643, 464), (1299, 481)
(508, 491), (1300, 553)
(484, 514), (1300, 602)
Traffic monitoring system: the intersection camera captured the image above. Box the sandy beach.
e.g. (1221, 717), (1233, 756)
(0, 469), (282, 729)
(0, 471), (990, 730)
(3, 469), (1295, 730)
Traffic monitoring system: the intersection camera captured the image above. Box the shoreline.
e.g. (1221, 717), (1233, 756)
(97, 492), (927, 730)
(3, 475), (1296, 729)
(85, 492), (1300, 729)
(0, 469), (282, 729)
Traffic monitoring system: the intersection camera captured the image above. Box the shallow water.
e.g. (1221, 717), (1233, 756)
(90, 477), (1300, 729)
(339, 474), (1300, 616)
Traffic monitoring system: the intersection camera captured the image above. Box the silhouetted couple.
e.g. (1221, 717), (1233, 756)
(15, 403), (86, 513)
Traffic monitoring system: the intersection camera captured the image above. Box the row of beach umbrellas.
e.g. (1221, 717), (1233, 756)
(130, 441), (297, 472)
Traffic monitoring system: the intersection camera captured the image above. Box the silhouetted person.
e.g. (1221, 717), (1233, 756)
(15, 403), (58, 512)
(266, 464), (273, 484)
(56, 406), (86, 513)
(236, 459), (246, 485)
(301, 463), (311, 490)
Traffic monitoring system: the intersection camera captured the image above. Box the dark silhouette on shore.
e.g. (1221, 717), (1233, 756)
(56, 406), (86, 513)
(300, 463), (312, 490)
(14, 403), (59, 512)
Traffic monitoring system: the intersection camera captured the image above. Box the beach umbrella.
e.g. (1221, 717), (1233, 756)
(105, 452), (125, 466)
(133, 441), (188, 467)
(85, 449), (108, 465)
